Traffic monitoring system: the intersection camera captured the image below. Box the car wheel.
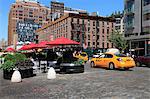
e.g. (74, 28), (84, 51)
(91, 61), (95, 68)
(109, 63), (115, 70)
(136, 62), (141, 67)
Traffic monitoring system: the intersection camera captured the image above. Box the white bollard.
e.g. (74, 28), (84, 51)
(47, 67), (56, 79)
(11, 70), (22, 83)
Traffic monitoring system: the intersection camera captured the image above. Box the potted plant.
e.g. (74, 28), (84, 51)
(0, 53), (35, 79)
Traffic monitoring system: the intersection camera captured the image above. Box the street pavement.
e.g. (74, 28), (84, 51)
(0, 61), (150, 99)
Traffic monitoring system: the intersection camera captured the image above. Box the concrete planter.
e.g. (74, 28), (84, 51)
(3, 68), (35, 80)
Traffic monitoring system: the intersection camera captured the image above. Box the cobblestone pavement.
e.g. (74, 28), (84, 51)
(0, 61), (150, 99)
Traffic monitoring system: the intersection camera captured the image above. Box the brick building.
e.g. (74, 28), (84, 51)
(36, 13), (115, 49)
(8, 1), (51, 45)
(50, 1), (64, 21)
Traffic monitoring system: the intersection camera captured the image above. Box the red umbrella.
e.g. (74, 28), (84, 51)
(36, 41), (49, 48)
(5, 47), (16, 52)
(47, 37), (80, 45)
(19, 43), (36, 50)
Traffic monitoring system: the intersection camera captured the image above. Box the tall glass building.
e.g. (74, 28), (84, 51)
(124, 0), (150, 56)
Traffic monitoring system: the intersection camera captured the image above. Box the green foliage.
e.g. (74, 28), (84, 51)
(13, 53), (26, 63)
(4, 54), (14, 62)
(108, 31), (128, 53)
(110, 11), (123, 18)
(73, 59), (84, 65)
(0, 53), (27, 71)
(0, 60), (15, 71)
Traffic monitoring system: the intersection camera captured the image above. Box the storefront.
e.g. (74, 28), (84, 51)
(129, 39), (150, 56)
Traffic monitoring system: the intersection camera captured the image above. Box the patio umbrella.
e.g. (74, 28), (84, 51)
(35, 41), (49, 48)
(4, 47), (16, 52)
(19, 43), (36, 50)
(47, 37), (80, 45)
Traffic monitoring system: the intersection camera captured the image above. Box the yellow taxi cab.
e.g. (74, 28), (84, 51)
(90, 52), (136, 70)
(74, 52), (88, 62)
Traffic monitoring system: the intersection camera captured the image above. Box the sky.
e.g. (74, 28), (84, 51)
(0, 0), (124, 41)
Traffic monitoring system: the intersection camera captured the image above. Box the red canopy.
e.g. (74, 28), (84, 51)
(47, 37), (80, 45)
(36, 41), (49, 48)
(19, 43), (36, 50)
(19, 41), (50, 50)
(5, 47), (16, 52)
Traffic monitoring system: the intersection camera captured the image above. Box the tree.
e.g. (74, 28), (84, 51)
(108, 31), (128, 53)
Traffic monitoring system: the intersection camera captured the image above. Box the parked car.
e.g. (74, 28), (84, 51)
(74, 52), (88, 63)
(90, 52), (136, 70)
(92, 52), (103, 58)
(55, 51), (84, 74)
(134, 54), (150, 67)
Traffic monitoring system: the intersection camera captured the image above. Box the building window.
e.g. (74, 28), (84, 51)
(19, 11), (23, 13)
(88, 27), (90, 32)
(102, 42), (104, 48)
(19, 17), (22, 19)
(143, 13), (150, 21)
(112, 43), (113, 48)
(71, 18), (74, 22)
(39, 16), (42, 18)
(115, 26), (121, 30)
(102, 35), (104, 41)
(107, 22), (109, 25)
(82, 19), (84, 24)
(112, 23), (113, 28)
(107, 28), (109, 34)
(97, 35), (99, 40)
(29, 12), (33, 15)
(77, 19), (79, 24)
(102, 22), (104, 26)
(97, 28), (99, 33)
(97, 42), (99, 45)
(19, 14), (23, 16)
(88, 20), (90, 26)
(107, 43), (109, 48)
(66, 26), (67, 32)
(88, 35), (90, 40)
(93, 42), (95, 45)
(143, 26), (150, 33)
(144, 0), (150, 6)
(29, 15), (33, 17)
(93, 21), (95, 26)
(116, 20), (121, 24)
(102, 29), (104, 34)
(96, 21), (99, 27)
(88, 42), (90, 46)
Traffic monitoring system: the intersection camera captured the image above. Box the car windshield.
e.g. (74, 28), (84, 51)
(81, 53), (87, 56)
(100, 54), (105, 58)
(115, 54), (127, 57)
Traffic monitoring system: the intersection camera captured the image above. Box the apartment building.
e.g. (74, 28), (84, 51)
(50, 1), (64, 21)
(114, 14), (124, 34)
(124, 0), (150, 55)
(8, 0), (51, 45)
(36, 13), (115, 49)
